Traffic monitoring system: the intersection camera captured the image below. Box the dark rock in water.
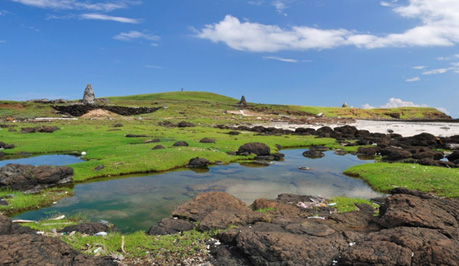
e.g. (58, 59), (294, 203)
(302, 150), (325, 158)
(0, 234), (115, 265)
(125, 134), (149, 138)
(272, 153), (285, 160)
(447, 151), (459, 162)
(173, 141), (189, 147)
(152, 145), (165, 150)
(334, 149), (346, 156)
(237, 142), (270, 156)
(82, 84), (95, 105)
(146, 218), (194, 235)
(255, 155), (275, 161)
(94, 165), (104, 171)
(200, 138), (216, 143)
(177, 121), (195, 128)
(188, 157), (210, 168)
(60, 222), (112, 235)
(0, 164), (73, 193)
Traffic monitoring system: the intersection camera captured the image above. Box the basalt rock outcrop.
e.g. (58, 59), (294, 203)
(0, 213), (115, 266)
(150, 189), (459, 266)
(20, 126), (59, 134)
(237, 142), (270, 156)
(52, 105), (161, 117)
(0, 164), (73, 193)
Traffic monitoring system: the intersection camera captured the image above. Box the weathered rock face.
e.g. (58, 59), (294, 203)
(146, 218), (195, 235)
(237, 142), (270, 156)
(0, 214), (114, 265)
(151, 189), (459, 266)
(188, 157), (210, 168)
(82, 84), (95, 105)
(0, 164), (73, 193)
(0, 234), (115, 266)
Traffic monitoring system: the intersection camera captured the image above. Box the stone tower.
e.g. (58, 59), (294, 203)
(83, 84), (95, 105)
(239, 95), (248, 107)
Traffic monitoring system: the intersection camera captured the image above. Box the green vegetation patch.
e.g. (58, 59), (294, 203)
(0, 187), (73, 216)
(62, 230), (212, 263)
(328, 197), (379, 213)
(344, 163), (459, 198)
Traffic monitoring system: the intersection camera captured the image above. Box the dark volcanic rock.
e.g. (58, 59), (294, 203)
(380, 147), (412, 161)
(0, 234), (115, 266)
(94, 165), (104, 171)
(412, 150), (444, 160)
(188, 157), (210, 168)
(145, 138), (161, 143)
(173, 141), (189, 147)
(60, 222), (111, 235)
(125, 134), (149, 138)
(200, 138), (216, 143)
(177, 121), (195, 127)
(152, 145), (165, 150)
(447, 151), (459, 162)
(302, 150), (325, 158)
(309, 145), (329, 152)
(172, 192), (251, 221)
(0, 164), (73, 193)
(237, 142), (270, 156)
(0, 141), (15, 149)
(146, 218), (195, 235)
(21, 126), (59, 134)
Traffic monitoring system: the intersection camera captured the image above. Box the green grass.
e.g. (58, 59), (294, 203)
(62, 230), (212, 262)
(0, 187), (73, 215)
(0, 120), (342, 182)
(328, 197), (379, 213)
(344, 163), (459, 198)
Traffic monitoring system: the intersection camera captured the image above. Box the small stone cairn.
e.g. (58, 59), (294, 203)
(83, 84), (95, 105)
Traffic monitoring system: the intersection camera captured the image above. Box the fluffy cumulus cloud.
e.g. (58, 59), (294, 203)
(198, 0), (459, 52)
(113, 31), (159, 45)
(80, 13), (140, 23)
(363, 98), (427, 109)
(11, 0), (139, 12)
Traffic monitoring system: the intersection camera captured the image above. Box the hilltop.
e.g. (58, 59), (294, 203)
(0, 91), (451, 122)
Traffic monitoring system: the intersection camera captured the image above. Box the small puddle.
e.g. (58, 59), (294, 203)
(14, 149), (383, 233)
(0, 154), (84, 167)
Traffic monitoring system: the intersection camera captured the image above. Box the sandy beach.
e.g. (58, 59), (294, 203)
(268, 120), (459, 137)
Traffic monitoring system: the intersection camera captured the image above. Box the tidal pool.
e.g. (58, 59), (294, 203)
(0, 154), (83, 167)
(14, 149), (383, 232)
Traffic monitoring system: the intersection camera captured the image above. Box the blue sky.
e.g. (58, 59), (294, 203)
(1, 0), (458, 118)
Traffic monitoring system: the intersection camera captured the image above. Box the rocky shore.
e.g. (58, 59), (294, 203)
(149, 189), (459, 266)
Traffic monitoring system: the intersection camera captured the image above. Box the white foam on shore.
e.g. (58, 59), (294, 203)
(266, 120), (459, 137)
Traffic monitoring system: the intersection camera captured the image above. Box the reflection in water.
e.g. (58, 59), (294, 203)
(15, 150), (382, 233)
(0, 154), (83, 167)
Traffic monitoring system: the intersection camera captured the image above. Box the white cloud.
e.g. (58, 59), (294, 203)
(11, 0), (139, 12)
(362, 103), (375, 109)
(436, 107), (450, 115)
(382, 98), (427, 108)
(272, 1), (288, 16)
(198, 0), (459, 52)
(263, 56), (297, 63)
(81, 13), (140, 24)
(113, 31), (159, 45)
(405, 76), (420, 82)
(0, 10), (12, 16)
(412, 65), (426, 69)
(422, 68), (451, 75)
(364, 98), (428, 109)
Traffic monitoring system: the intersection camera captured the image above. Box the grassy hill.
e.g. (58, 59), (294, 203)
(0, 91), (450, 121)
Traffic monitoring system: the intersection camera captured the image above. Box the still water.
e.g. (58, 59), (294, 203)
(14, 150), (382, 232)
(0, 154), (83, 167)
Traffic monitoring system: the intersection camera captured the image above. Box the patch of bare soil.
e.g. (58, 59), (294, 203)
(81, 109), (119, 119)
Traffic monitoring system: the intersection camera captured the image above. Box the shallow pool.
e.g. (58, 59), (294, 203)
(0, 154), (83, 167)
(14, 149), (382, 232)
